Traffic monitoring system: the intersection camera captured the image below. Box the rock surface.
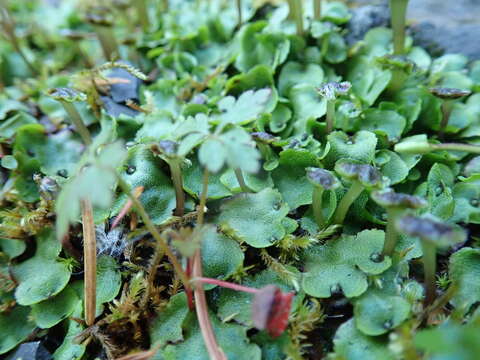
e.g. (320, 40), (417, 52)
(347, 0), (480, 59)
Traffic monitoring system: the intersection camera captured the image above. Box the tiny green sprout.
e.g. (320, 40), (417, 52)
(47, 87), (92, 145)
(85, 7), (120, 61)
(316, 81), (352, 134)
(332, 160), (384, 225)
(394, 135), (480, 155)
(306, 167), (340, 229)
(236, 0), (243, 26)
(371, 189), (427, 257)
(389, 0), (410, 55)
(251, 131), (279, 171)
(395, 214), (467, 306)
(429, 87), (472, 138)
(153, 140), (185, 217)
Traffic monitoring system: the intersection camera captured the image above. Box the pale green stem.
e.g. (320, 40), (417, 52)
(234, 168), (253, 193)
(294, 0), (304, 36)
(332, 181), (364, 224)
(169, 159), (185, 216)
(438, 100), (454, 139)
(382, 208), (403, 256)
(421, 240), (437, 306)
(326, 100), (335, 134)
(390, 0), (409, 55)
(60, 102), (92, 145)
(433, 143), (480, 154)
(134, 0), (150, 31)
(312, 187), (325, 228)
(314, 0), (321, 20)
(94, 25), (119, 61)
(236, 0), (242, 26)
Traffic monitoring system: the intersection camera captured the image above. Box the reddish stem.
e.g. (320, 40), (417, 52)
(186, 259), (194, 310)
(194, 277), (259, 294)
(111, 186), (144, 229)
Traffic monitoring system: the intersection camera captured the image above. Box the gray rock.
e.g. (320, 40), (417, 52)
(347, 0), (480, 60)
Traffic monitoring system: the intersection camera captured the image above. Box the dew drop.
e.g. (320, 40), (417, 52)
(383, 320), (393, 329)
(470, 198), (479, 207)
(57, 169), (68, 178)
(370, 252), (384, 263)
(435, 186), (443, 196)
(126, 165), (136, 175)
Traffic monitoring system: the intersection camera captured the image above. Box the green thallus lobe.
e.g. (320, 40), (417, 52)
(306, 167), (340, 228)
(395, 215), (466, 306)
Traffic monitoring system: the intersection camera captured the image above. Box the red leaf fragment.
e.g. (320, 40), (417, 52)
(252, 285), (294, 337)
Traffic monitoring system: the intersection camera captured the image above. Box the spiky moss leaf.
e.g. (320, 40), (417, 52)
(215, 188), (289, 248)
(120, 144), (176, 224)
(302, 230), (391, 298)
(331, 319), (395, 360)
(290, 84), (327, 135)
(452, 182), (480, 224)
(13, 229), (71, 305)
(31, 286), (80, 329)
(324, 131), (377, 168)
(201, 226), (244, 283)
(216, 88), (271, 125)
(360, 109), (406, 142)
(278, 61), (324, 96)
(415, 321), (480, 359)
(354, 290), (410, 336)
(150, 292), (189, 347)
(375, 150), (409, 185)
(235, 21), (290, 73)
(0, 306), (36, 354)
(183, 157), (232, 200)
(220, 168), (273, 193)
(449, 248), (480, 312)
(53, 302), (86, 360)
(161, 311), (261, 360)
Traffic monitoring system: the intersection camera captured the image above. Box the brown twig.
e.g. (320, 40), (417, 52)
(81, 198), (97, 326)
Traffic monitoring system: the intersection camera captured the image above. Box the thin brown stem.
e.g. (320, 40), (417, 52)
(81, 198), (97, 326)
(234, 168), (253, 193)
